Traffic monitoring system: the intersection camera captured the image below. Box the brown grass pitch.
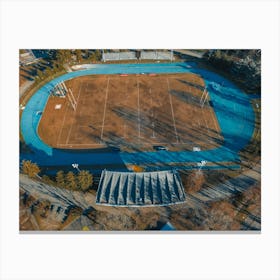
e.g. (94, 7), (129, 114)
(38, 73), (222, 152)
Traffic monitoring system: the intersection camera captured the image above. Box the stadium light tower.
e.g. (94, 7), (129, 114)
(72, 163), (81, 172)
(197, 160), (207, 171)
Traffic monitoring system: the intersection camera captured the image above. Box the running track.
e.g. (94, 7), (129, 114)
(20, 62), (255, 170)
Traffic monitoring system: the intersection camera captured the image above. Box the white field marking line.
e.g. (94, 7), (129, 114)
(150, 88), (156, 139)
(56, 97), (71, 145)
(59, 141), (193, 146)
(123, 124), (127, 138)
(210, 109), (221, 139)
(201, 110), (210, 135)
(100, 77), (110, 140)
(65, 82), (85, 144)
(166, 78), (179, 143)
(199, 104), (212, 143)
(123, 80), (128, 139)
(137, 78), (141, 140)
(202, 110), (218, 146)
(57, 143), (105, 146)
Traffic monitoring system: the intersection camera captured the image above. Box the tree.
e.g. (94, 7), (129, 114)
(45, 67), (52, 78)
(37, 69), (44, 80)
(93, 50), (102, 61)
(77, 170), (93, 192)
(42, 175), (54, 185)
(183, 170), (205, 194)
(203, 201), (240, 230)
(75, 49), (83, 63)
(65, 171), (77, 190)
(56, 170), (66, 188)
(22, 160), (40, 178)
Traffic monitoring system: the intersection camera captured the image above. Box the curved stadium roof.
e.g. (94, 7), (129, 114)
(96, 170), (186, 206)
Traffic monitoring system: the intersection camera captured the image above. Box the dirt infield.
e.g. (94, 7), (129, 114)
(38, 73), (222, 152)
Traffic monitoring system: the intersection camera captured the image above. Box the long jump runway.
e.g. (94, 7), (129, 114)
(20, 62), (255, 169)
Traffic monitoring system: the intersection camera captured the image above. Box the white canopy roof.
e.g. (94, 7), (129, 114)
(96, 170), (186, 207)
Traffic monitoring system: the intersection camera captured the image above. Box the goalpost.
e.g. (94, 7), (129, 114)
(52, 82), (77, 111)
(200, 86), (209, 108)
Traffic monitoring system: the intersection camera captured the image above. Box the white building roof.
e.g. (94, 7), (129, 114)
(96, 170), (186, 207)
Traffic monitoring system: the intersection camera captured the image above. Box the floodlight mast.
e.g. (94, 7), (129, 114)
(72, 163), (80, 172)
(197, 160), (207, 171)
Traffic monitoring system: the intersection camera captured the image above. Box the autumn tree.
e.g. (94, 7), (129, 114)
(75, 49), (83, 63)
(203, 201), (240, 230)
(183, 170), (205, 194)
(56, 170), (66, 188)
(234, 184), (261, 219)
(65, 171), (77, 190)
(36, 69), (44, 80)
(77, 170), (93, 192)
(42, 175), (55, 185)
(22, 160), (40, 178)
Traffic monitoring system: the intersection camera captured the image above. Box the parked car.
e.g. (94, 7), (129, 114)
(109, 146), (120, 152)
(153, 145), (168, 151)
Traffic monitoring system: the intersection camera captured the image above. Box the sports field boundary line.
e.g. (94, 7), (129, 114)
(56, 98), (70, 145)
(100, 77), (110, 140)
(202, 110), (210, 134)
(149, 88), (156, 139)
(57, 143), (106, 147)
(137, 78), (141, 140)
(167, 78), (179, 143)
(57, 141), (194, 147)
(65, 82), (84, 144)
(210, 108), (222, 140)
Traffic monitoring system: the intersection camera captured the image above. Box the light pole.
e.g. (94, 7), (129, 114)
(197, 160), (207, 171)
(72, 163), (81, 172)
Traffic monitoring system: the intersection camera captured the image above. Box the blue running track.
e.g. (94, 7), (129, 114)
(20, 62), (255, 170)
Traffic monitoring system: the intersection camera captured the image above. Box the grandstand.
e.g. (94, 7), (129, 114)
(140, 50), (173, 60)
(96, 170), (186, 206)
(102, 50), (173, 62)
(102, 51), (136, 61)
